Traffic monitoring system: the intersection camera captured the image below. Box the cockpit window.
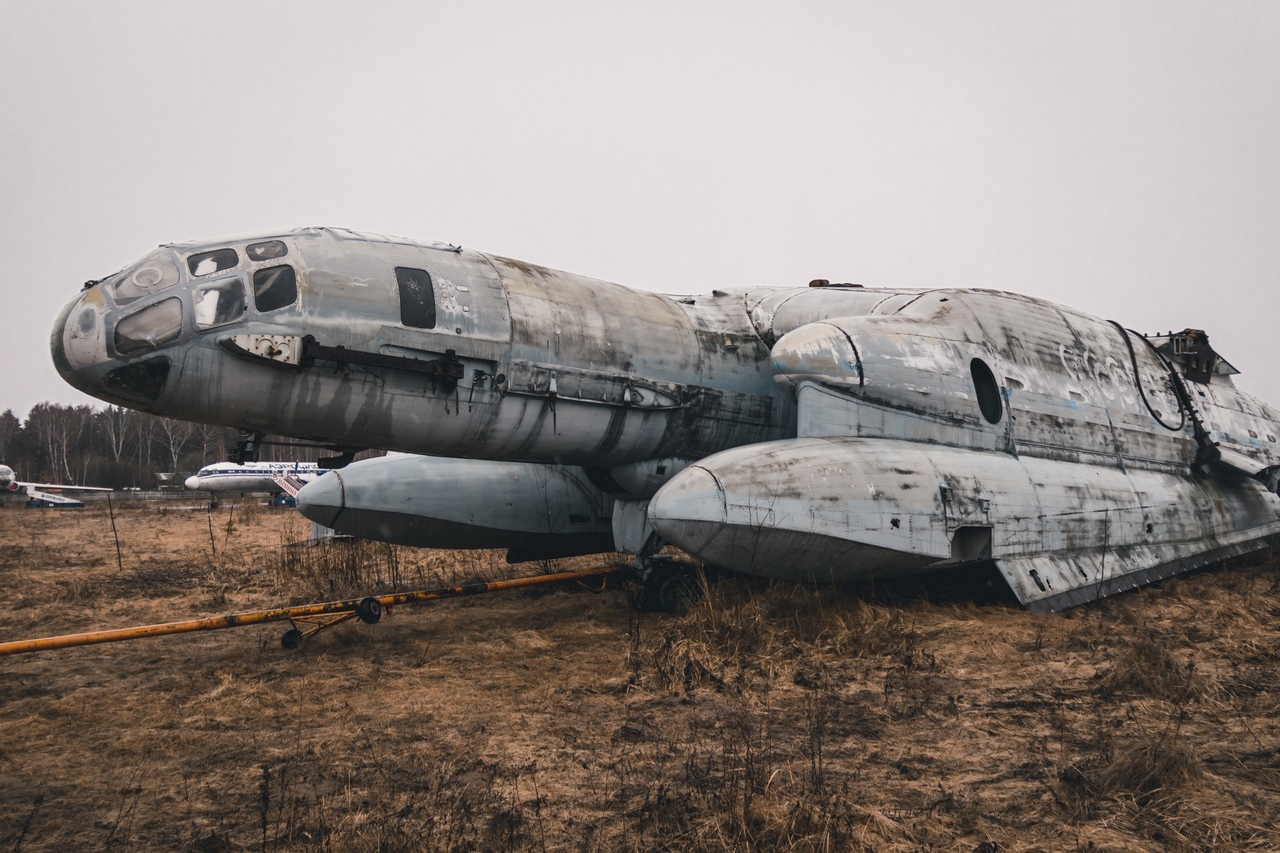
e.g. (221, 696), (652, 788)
(246, 240), (288, 261)
(187, 248), (239, 277)
(193, 277), (247, 329)
(114, 297), (183, 354)
(253, 265), (297, 312)
(396, 266), (436, 329)
(110, 250), (181, 306)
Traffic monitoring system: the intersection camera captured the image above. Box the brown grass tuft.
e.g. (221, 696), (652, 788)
(635, 578), (913, 693)
(1100, 634), (1208, 704)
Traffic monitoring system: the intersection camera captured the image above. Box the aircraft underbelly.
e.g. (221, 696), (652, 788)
(168, 336), (784, 466)
(648, 438), (1280, 609)
(650, 517), (937, 582)
(304, 506), (612, 553)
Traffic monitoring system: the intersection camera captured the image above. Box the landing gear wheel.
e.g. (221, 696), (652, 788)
(356, 597), (382, 624)
(642, 564), (701, 614)
(281, 628), (303, 650)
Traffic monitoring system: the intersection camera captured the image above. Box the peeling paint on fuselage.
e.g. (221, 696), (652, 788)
(53, 228), (1280, 610)
(57, 228), (794, 470)
(650, 288), (1280, 609)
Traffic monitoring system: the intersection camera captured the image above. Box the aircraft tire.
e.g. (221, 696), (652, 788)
(281, 628), (303, 650)
(356, 597), (382, 624)
(642, 564), (701, 615)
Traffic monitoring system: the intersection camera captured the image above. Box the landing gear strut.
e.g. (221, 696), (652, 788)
(229, 431), (363, 469)
(230, 431), (265, 464)
(636, 555), (702, 614)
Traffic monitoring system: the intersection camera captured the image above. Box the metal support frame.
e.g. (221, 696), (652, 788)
(229, 431), (364, 468)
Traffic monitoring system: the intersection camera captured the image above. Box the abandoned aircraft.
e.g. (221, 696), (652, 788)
(184, 460), (324, 493)
(0, 464), (113, 507)
(50, 227), (1280, 611)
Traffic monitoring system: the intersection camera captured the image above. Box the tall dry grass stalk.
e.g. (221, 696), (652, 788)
(631, 577), (914, 693)
(268, 526), (519, 604)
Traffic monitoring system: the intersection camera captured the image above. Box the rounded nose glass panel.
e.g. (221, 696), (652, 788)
(247, 240), (288, 261)
(193, 278), (247, 329)
(188, 248), (239, 277)
(110, 250), (181, 305)
(253, 265), (297, 312)
(114, 297), (183, 354)
(104, 356), (171, 400)
(64, 289), (107, 367)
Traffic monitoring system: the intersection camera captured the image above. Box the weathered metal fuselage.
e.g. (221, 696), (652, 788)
(53, 228), (788, 479)
(52, 228), (1280, 610)
(651, 289), (1280, 608)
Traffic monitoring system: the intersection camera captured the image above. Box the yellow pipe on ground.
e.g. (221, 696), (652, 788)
(0, 566), (621, 656)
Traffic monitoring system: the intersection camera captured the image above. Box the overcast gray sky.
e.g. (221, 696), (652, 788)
(3, 1), (1278, 418)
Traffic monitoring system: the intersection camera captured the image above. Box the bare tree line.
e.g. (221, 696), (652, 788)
(0, 403), (345, 489)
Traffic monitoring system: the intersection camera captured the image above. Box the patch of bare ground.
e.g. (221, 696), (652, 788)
(2, 503), (1280, 850)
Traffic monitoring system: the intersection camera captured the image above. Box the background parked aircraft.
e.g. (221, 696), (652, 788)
(183, 461), (324, 493)
(0, 464), (113, 507)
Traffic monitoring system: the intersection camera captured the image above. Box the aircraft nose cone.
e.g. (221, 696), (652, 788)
(50, 293), (84, 390)
(184, 476), (200, 490)
(51, 285), (116, 398)
(648, 465), (727, 557)
(296, 470), (345, 528)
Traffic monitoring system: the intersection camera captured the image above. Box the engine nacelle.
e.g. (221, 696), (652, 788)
(772, 313), (1010, 451)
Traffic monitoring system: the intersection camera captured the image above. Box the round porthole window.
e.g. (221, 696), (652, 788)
(971, 358), (1003, 424)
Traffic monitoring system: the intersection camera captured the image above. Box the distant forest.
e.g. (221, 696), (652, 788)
(0, 403), (359, 489)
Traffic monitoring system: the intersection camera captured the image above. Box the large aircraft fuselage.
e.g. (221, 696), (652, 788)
(53, 228), (789, 473)
(52, 227), (1280, 610)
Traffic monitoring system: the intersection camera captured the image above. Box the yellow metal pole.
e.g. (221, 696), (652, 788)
(0, 566), (620, 656)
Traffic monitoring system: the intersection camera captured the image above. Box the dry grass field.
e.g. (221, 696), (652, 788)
(2, 501), (1280, 851)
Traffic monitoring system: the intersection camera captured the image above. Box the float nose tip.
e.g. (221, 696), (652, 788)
(296, 471), (345, 527)
(647, 465), (727, 556)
